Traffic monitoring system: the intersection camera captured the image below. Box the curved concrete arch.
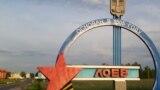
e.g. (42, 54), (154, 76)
(58, 18), (160, 90)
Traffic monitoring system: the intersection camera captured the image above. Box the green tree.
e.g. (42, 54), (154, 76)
(30, 73), (35, 78)
(6, 72), (11, 79)
(35, 72), (39, 77)
(143, 66), (151, 79)
(125, 63), (131, 66)
(132, 61), (140, 66)
(20, 71), (26, 78)
(150, 69), (155, 78)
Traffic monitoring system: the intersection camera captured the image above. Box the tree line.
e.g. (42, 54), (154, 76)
(125, 62), (155, 79)
(102, 62), (155, 79)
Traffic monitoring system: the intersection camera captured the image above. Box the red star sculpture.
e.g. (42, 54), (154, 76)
(37, 53), (82, 90)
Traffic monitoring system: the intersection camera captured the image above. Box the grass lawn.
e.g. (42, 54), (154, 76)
(127, 79), (154, 90)
(25, 79), (154, 90)
(72, 80), (113, 90)
(25, 80), (47, 90)
(72, 79), (154, 90)
(0, 79), (21, 87)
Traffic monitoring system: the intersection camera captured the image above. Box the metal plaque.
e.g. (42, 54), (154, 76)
(110, 0), (125, 16)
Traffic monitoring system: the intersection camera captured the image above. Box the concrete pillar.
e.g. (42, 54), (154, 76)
(114, 81), (126, 90)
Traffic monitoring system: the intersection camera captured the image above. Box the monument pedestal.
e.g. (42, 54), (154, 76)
(114, 81), (126, 90)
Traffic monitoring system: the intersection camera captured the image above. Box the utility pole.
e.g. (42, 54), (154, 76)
(110, 0), (126, 90)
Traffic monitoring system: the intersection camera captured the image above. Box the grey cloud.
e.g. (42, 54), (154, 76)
(20, 0), (109, 10)
(0, 49), (54, 72)
(20, 51), (48, 57)
(147, 31), (160, 35)
(0, 49), (13, 55)
(0, 49), (48, 57)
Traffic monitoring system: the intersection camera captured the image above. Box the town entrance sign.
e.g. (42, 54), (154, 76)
(38, 18), (160, 90)
(37, 0), (160, 90)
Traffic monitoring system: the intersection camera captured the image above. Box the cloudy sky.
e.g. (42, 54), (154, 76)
(0, 0), (159, 73)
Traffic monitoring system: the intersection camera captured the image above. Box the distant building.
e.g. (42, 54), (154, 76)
(0, 69), (7, 80)
(26, 73), (31, 78)
(9, 72), (23, 79)
(35, 72), (46, 80)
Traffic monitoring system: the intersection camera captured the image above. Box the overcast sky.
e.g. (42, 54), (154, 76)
(0, 0), (159, 73)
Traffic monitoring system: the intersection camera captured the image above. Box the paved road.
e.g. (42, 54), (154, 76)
(0, 79), (33, 90)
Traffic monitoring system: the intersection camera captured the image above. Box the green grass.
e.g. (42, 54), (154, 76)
(25, 80), (47, 90)
(25, 79), (154, 90)
(0, 79), (21, 87)
(25, 81), (41, 90)
(72, 80), (113, 90)
(72, 79), (154, 90)
(127, 79), (154, 90)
